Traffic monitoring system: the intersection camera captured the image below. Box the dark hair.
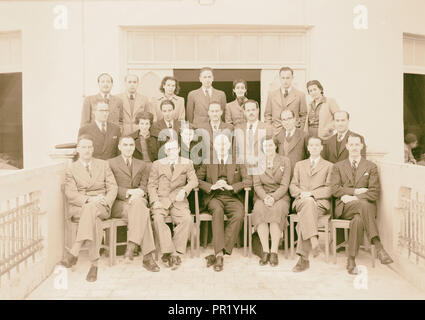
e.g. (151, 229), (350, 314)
(97, 73), (113, 83)
(347, 134), (362, 143)
(119, 135), (135, 144)
(280, 109), (295, 119)
(279, 67), (294, 76)
(306, 80), (324, 95)
(242, 99), (259, 111)
(208, 101), (222, 109)
(200, 67), (214, 76)
(159, 76), (180, 95)
(307, 135), (323, 145)
(333, 110), (350, 120)
(124, 74), (139, 83)
(232, 79), (248, 97)
(134, 111), (154, 125)
(405, 133), (418, 144)
(77, 134), (94, 146)
(160, 99), (175, 111)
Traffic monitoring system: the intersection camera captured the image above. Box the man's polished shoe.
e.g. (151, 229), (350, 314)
(174, 255), (182, 266)
(170, 255), (180, 270)
(161, 253), (173, 268)
(377, 248), (393, 265)
(143, 255), (160, 272)
(259, 253), (269, 266)
(269, 253), (279, 267)
(205, 254), (216, 268)
(347, 257), (357, 275)
(86, 265), (98, 282)
(213, 256), (224, 272)
(60, 251), (78, 268)
(124, 242), (136, 261)
(292, 257), (310, 272)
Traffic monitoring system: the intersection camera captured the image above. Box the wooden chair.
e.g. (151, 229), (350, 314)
(289, 213), (331, 262)
(331, 218), (376, 267)
(194, 188), (249, 257)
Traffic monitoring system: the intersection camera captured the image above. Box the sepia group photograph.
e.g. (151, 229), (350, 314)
(1, 0), (425, 308)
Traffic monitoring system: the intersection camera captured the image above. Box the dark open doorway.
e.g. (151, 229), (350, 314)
(0, 72), (23, 169)
(174, 68), (261, 115)
(404, 73), (425, 161)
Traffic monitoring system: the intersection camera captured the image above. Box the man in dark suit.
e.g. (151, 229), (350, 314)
(61, 135), (118, 282)
(331, 135), (393, 274)
(274, 109), (308, 175)
(187, 67), (227, 127)
(322, 110), (366, 163)
(264, 67), (307, 135)
(129, 111), (158, 162)
(78, 102), (121, 160)
(108, 136), (159, 272)
(197, 134), (249, 272)
(80, 73), (123, 127)
(151, 99), (182, 160)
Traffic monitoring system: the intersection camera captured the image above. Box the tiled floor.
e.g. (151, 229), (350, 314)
(27, 246), (425, 300)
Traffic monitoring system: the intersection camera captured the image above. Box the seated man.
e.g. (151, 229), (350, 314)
(78, 102), (121, 160)
(289, 136), (333, 272)
(148, 139), (198, 269)
(331, 135), (393, 274)
(61, 135), (118, 282)
(108, 136), (159, 272)
(197, 134), (249, 272)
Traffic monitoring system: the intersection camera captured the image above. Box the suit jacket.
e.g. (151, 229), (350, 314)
(128, 129), (158, 162)
(151, 119), (182, 159)
(274, 128), (308, 174)
(322, 130), (367, 163)
(253, 154), (291, 202)
(197, 121), (233, 164)
(148, 156), (198, 209)
(117, 92), (152, 136)
(187, 87), (227, 127)
(196, 159), (249, 206)
(304, 97), (339, 140)
(264, 87), (307, 134)
(80, 93), (123, 127)
(289, 157), (333, 211)
(78, 122), (121, 160)
(64, 158), (118, 219)
(330, 158), (380, 218)
(225, 99), (246, 126)
(152, 94), (185, 122)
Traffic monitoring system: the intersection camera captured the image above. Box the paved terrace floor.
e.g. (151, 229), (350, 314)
(27, 245), (425, 300)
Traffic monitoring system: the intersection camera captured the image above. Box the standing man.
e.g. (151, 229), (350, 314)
(148, 139), (198, 269)
(274, 109), (308, 175)
(61, 135), (118, 282)
(108, 136), (159, 272)
(187, 67), (227, 127)
(81, 73), (123, 127)
(118, 74), (153, 136)
(78, 102), (121, 160)
(197, 134), (250, 272)
(322, 110), (366, 163)
(331, 135), (393, 274)
(264, 67), (307, 135)
(289, 136), (333, 272)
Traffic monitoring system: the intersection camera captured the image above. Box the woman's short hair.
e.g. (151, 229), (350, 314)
(306, 80), (324, 95)
(134, 111), (154, 125)
(232, 79), (248, 96)
(160, 99), (175, 111)
(159, 76), (180, 95)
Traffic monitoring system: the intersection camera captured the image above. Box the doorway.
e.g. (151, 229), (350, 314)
(174, 69), (261, 113)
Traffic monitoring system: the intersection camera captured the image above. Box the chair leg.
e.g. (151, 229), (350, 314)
(196, 221), (200, 257)
(332, 224), (337, 264)
(371, 244), (376, 268)
(324, 222), (329, 263)
(344, 229), (349, 257)
(248, 216), (252, 257)
(243, 215), (247, 257)
(202, 221), (208, 249)
(284, 226), (289, 259)
(290, 216), (295, 259)
(109, 226), (114, 266)
(190, 221), (195, 259)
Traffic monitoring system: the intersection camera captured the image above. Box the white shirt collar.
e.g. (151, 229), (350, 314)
(286, 127), (296, 137)
(349, 156), (361, 167)
(95, 120), (106, 131)
(247, 120), (259, 132)
(203, 87), (212, 96)
(337, 129), (349, 141)
(165, 120), (173, 128)
(310, 156), (320, 166)
(101, 93), (110, 99)
(80, 159), (92, 169)
(281, 86), (292, 95)
(122, 155), (132, 165)
(210, 120), (221, 130)
(218, 154), (229, 165)
(128, 93), (136, 100)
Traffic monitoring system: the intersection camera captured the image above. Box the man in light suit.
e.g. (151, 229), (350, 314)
(80, 73), (123, 127)
(322, 110), (366, 163)
(289, 136), (333, 272)
(61, 135), (118, 282)
(118, 74), (153, 136)
(331, 135), (393, 274)
(187, 67), (227, 127)
(108, 136), (159, 272)
(274, 109), (308, 175)
(264, 67), (307, 135)
(78, 102), (121, 160)
(197, 134), (249, 272)
(148, 139), (198, 269)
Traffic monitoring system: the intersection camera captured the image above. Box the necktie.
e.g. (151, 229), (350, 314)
(104, 95), (110, 104)
(85, 163), (91, 177)
(171, 163), (175, 174)
(248, 124), (254, 157)
(284, 89), (289, 98)
(126, 158), (131, 169)
(129, 95), (135, 116)
(352, 160), (357, 179)
(310, 160), (315, 174)
(337, 134), (343, 142)
(101, 123), (107, 134)
(205, 89), (210, 104)
(167, 122), (172, 129)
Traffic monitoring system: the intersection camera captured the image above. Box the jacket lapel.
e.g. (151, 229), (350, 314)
(123, 95), (132, 117)
(287, 128), (302, 153)
(134, 131), (143, 155)
(88, 160), (100, 188)
(285, 89), (296, 106)
(131, 158), (141, 186)
(119, 156), (132, 178)
(171, 159), (184, 181)
(74, 161), (92, 185)
(102, 123), (112, 153)
(342, 159), (354, 184)
(311, 158), (326, 176)
(354, 158), (368, 184)
(133, 94), (144, 116)
(337, 130), (351, 158)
